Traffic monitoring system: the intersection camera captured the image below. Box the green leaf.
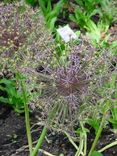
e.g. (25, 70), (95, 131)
(38, 0), (48, 16)
(25, 0), (38, 6)
(0, 78), (14, 86)
(0, 86), (6, 91)
(39, 0), (64, 31)
(89, 9), (102, 18)
(0, 77), (25, 113)
(111, 41), (117, 49)
(47, 17), (57, 31)
(0, 97), (9, 104)
(75, 0), (84, 6)
(109, 118), (117, 125)
(87, 118), (100, 134)
(91, 151), (103, 156)
(46, 0), (52, 13)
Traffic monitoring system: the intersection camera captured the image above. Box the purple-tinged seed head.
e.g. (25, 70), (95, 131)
(54, 53), (89, 108)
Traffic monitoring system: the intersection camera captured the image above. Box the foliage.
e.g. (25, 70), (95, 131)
(107, 73), (117, 132)
(69, 0), (115, 45)
(91, 151), (103, 156)
(38, 0), (66, 31)
(25, 0), (38, 7)
(0, 78), (25, 113)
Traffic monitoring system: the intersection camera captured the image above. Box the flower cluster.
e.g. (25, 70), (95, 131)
(0, 4), (30, 57)
(0, 3), (54, 75)
(33, 39), (114, 129)
(54, 53), (89, 108)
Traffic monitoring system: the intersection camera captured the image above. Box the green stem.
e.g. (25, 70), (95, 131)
(80, 122), (87, 156)
(84, 132), (87, 156)
(88, 111), (107, 156)
(64, 131), (79, 151)
(25, 102), (33, 155)
(19, 75), (33, 155)
(31, 126), (47, 156)
(31, 104), (59, 156)
(75, 122), (87, 156)
(98, 140), (117, 153)
(75, 133), (84, 156)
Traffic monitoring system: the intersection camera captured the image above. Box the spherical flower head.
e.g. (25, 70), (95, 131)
(55, 53), (89, 108)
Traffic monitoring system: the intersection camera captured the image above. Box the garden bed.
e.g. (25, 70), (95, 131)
(0, 1), (117, 156)
(1, 105), (117, 156)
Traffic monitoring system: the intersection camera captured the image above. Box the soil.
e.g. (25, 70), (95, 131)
(0, 104), (117, 156)
(0, 104), (75, 156)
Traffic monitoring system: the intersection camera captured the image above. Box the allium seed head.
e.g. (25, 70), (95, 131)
(55, 53), (89, 108)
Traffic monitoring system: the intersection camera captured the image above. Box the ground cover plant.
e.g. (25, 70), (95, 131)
(0, 0), (117, 156)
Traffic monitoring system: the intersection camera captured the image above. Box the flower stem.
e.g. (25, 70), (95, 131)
(25, 101), (33, 155)
(64, 131), (79, 151)
(18, 73), (33, 155)
(75, 133), (84, 156)
(98, 140), (117, 153)
(88, 111), (107, 156)
(31, 126), (47, 156)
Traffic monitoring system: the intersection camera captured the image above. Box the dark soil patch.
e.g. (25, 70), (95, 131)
(87, 128), (117, 156)
(0, 104), (27, 156)
(1, 104), (117, 156)
(0, 104), (75, 156)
